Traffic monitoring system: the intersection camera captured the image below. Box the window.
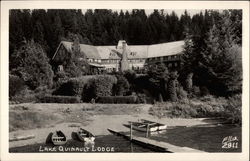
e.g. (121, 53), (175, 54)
(130, 52), (137, 56)
(58, 65), (63, 72)
(168, 63), (172, 67)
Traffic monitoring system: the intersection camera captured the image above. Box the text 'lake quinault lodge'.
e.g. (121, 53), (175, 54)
(52, 40), (184, 73)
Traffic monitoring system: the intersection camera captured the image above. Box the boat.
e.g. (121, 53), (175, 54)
(51, 131), (67, 145)
(76, 128), (95, 143)
(124, 119), (167, 132)
(140, 119), (168, 131)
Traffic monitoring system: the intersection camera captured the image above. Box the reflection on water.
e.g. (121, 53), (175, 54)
(9, 125), (241, 153)
(148, 125), (241, 152)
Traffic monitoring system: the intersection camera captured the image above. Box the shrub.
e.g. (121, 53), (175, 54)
(53, 76), (93, 96)
(10, 40), (54, 90)
(97, 96), (137, 104)
(53, 75), (117, 102)
(194, 104), (215, 117)
(223, 94), (242, 124)
(124, 70), (136, 84)
(176, 86), (188, 100)
(136, 93), (147, 103)
(158, 94), (163, 102)
(200, 86), (210, 96)
(200, 95), (216, 102)
(9, 74), (25, 99)
(167, 72), (178, 102)
(82, 80), (95, 102)
(192, 86), (201, 97)
(114, 74), (130, 96)
(93, 75), (117, 97)
(185, 73), (193, 93)
(168, 103), (198, 118)
(10, 87), (37, 103)
(41, 95), (81, 103)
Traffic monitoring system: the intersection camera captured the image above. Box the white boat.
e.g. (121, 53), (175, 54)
(124, 119), (167, 132)
(51, 131), (67, 145)
(76, 128), (95, 143)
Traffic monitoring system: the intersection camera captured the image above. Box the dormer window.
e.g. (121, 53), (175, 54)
(130, 52), (137, 56)
(110, 52), (116, 57)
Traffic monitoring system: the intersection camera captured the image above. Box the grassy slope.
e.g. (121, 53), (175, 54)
(9, 103), (143, 132)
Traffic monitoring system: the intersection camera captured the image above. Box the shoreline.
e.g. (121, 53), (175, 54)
(9, 103), (229, 149)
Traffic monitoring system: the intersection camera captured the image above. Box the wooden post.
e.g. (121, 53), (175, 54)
(146, 124), (149, 138)
(130, 122), (133, 140)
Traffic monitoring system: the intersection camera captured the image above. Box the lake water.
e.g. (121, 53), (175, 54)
(9, 125), (241, 153)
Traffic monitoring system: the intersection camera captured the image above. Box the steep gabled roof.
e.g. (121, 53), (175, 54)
(147, 40), (184, 58)
(53, 41), (101, 60)
(147, 41), (184, 58)
(52, 40), (184, 61)
(128, 45), (148, 59)
(95, 46), (120, 59)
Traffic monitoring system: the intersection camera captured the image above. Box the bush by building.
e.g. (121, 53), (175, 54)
(97, 96), (137, 104)
(53, 75), (117, 102)
(41, 95), (81, 103)
(92, 75), (117, 97)
(53, 78), (86, 96)
(167, 71), (178, 102)
(113, 74), (130, 96)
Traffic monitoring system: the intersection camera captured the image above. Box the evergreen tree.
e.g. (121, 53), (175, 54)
(11, 40), (54, 90)
(9, 10), (26, 54)
(200, 11), (242, 96)
(64, 36), (89, 77)
(182, 10), (242, 96)
(185, 73), (193, 93)
(147, 63), (169, 100)
(167, 71), (178, 102)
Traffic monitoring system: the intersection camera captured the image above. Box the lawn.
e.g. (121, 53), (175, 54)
(9, 103), (144, 132)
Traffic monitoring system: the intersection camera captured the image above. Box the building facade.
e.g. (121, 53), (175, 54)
(52, 40), (184, 74)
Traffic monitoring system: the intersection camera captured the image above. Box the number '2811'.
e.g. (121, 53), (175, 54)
(222, 142), (238, 149)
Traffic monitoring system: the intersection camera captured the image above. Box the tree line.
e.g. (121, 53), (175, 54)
(10, 9), (203, 59)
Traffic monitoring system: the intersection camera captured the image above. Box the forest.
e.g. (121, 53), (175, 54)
(9, 9), (233, 59)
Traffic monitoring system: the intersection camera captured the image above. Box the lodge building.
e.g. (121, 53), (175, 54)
(52, 40), (184, 74)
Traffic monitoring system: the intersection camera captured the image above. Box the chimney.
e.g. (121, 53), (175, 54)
(120, 41), (129, 72)
(122, 41), (127, 59)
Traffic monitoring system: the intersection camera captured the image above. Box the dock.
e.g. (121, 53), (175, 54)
(108, 128), (205, 153)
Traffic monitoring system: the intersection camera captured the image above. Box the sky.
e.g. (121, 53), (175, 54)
(81, 9), (203, 18)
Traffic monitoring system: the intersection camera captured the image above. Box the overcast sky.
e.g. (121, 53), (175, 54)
(82, 9), (204, 17)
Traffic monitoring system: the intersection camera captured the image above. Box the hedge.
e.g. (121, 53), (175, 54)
(53, 75), (117, 102)
(53, 77), (89, 96)
(92, 75), (117, 97)
(41, 95), (81, 103)
(97, 96), (137, 104)
(9, 74), (25, 98)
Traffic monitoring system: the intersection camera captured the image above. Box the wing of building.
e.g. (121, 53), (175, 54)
(52, 40), (184, 74)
